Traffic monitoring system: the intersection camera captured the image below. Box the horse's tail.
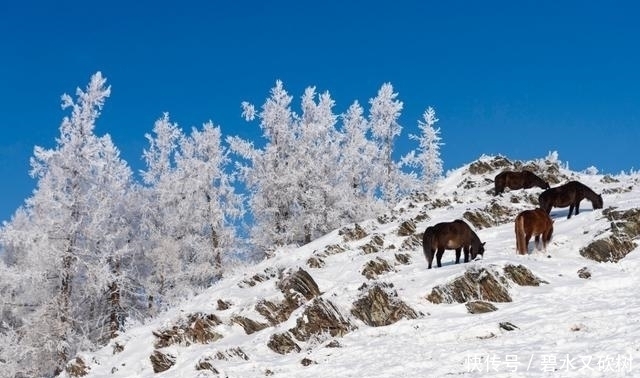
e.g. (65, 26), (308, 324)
(515, 213), (525, 254)
(422, 227), (435, 268)
(543, 219), (554, 248)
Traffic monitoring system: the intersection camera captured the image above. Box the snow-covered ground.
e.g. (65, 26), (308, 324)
(67, 156), (640, 377)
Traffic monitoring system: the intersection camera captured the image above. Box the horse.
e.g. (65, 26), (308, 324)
(538, 181), (603, 219)
(494, 170), (550, 196)
(514, 208), (554, 255)
(422, 219), (486, 269)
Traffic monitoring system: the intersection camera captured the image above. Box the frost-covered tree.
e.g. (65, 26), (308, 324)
(402, 106), (443, 189)
(336, 101), (386, 221)
(229, 81), (300, 249)
(140, 114), (243, 306)
(0, 72), (135, 376)
(368, 83), (406, 203)
(230, 82), (347, 249)
(230, 81), (422, 249)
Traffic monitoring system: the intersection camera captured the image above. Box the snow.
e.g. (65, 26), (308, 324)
(68, 156), (640, 377)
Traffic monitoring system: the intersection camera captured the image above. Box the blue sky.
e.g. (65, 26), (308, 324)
(1, 1), (639, 223)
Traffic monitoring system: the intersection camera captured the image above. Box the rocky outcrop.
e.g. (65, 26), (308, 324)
(290, 298), (355, 341)
(427, 264), (545, 304)
(65, 357), (89, 377)
(231, 315), (269, 335)
(268, 333), (301, 355)
(463, 202), (518, 229)
(351, 283), (419, 326)
(503, 264), (548, 286)
(149, 350), (176, 373)
(361, 257), (394, 280)
(152, 313), (223, 348)
(339, 223), (368, 242)
(466, 301), (497, 314)
(361, 234), (385, 254)
(397, 220), (416, 236)
(580, 208), (640, 262)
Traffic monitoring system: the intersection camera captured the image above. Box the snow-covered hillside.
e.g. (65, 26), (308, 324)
(63, 155), (640, 378)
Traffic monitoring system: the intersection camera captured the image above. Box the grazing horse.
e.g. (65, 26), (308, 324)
(422, 219), (486, 269)
(514, 208), (554, 255)
(538, 181), (603, 219)
(494, 170), (550, 196)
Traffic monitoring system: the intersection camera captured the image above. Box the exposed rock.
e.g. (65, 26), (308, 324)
(238, 267), (281, 288)
(351, 283), (419, 327)
(195, 358), (219, 374)
(466, 301), (498, 314)
(326, 340), (341, 348)
(212, 347), (249, 361)
(430, 198), (452, 209)
(278, 268), (322, 302)
(499, 322), (519, 331)
(267, 332), (301, 354)
(463, 202), (517, 229)
(112, 342), (124, 354)
(231, 315), (269, 335)
(397, 220), (416, 236)
(290, 298), (355, 341)
(469, 160), (499, 175)
(426, 266), (512, 304)
(361, 257), (394, 280)
(400, 234), (422, 250)
(316, 244), (347, 257)
(395, 253), (411, 265)
(361, 234), (385, 254)
(217, 299), (231, 310)
(408, 192), (431, 203)
(65, 357), (89, 377)
(301, 358), (316, 366)
(255, 299), (297, 326)
(150, 350), (176, 373)
(152, 313), (223, 348)
(601, 175), (620, 183)
(580, 237), (636, 263)
(306, 256), (325, 268)
(339, 223), (368, 242)
(414, 211), (430, 223)
(503, 264), (548, 286)
(580, 208), (640, 262)
(577, 267), (592, 279)
(377, 213), (397, 224)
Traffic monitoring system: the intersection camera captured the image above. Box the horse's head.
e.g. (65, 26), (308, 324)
(471, 241), (486, 259)
(593, 194), (604, 209)
(542, 181), (551, 190)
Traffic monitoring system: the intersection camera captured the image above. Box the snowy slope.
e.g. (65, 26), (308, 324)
(65, 155), (640, 378)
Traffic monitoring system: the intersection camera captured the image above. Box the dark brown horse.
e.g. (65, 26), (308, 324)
(538, 181), (603, 219)
(494, 170), (550, 196)
(422, 219), (485, 269)
(514, 208), (554, 255)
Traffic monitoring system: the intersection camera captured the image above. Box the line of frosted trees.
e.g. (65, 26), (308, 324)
(0, 72), (442, 377)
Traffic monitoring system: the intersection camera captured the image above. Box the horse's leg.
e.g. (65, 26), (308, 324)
(567, 204), (574, 219)
(427, 248), (435, 269)
(534, 234), (541, 250)
(575, 200), (581, 216)
(524, 233), (532, 254)
(455, 248), (461, 264)
(463, 246), (470, 263)
(436, 248), (445, 268)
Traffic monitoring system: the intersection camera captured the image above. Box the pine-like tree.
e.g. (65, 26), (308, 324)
(0, 72), (135, 376)
(402, 106), (443, 189)
(140, 114), (243, 306)
(368, 83), (407, 204)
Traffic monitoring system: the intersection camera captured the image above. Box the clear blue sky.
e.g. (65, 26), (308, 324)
(1, 1), (639, 223)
